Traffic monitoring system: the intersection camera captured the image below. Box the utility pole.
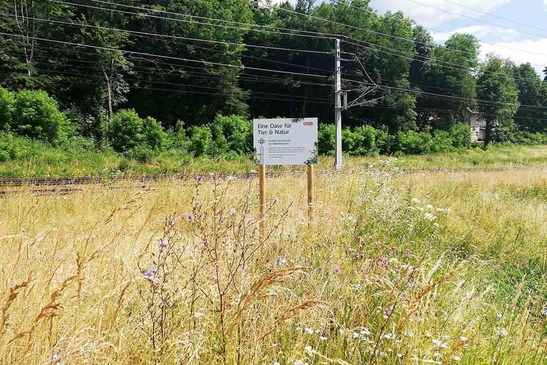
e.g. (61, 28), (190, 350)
(334, 37), (342, 171)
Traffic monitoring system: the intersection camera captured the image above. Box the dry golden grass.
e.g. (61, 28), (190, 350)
(0, 164), (545, 364)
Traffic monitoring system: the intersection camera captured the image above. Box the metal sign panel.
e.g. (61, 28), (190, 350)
(253, 118), (318, 166)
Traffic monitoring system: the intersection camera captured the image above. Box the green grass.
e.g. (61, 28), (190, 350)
(1, 132), (546, 178)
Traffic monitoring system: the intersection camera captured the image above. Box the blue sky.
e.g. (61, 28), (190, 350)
(270, 0), (547, 75)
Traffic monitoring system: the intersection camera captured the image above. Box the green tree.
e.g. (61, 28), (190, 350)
(476, 57), (519, 147)
(419, 34), (479, 129)
(0, 88), (15, 131)
(512, 63), (546, 133)
(12, 89), (73, 144)
(106, 109), (167, 153)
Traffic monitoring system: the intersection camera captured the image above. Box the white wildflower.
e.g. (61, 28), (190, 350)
(424, 212), (437, 221)
(496, 328), (508, 337)
(304, 327), (314, 335)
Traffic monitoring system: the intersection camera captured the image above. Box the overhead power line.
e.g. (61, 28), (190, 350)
(0, 32), (331, 80)
(439, 0), (547, 33)
(406, 0), (546, 40)
(47, 0), (335, 40)
(0, 13), (331, 56)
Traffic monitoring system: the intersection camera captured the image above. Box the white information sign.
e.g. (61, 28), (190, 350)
(253, 118), (318, 166)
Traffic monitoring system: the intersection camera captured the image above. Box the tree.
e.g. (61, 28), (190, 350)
(419, 34), (479, 129)
(512, 63), (546, 133)
(476, 57), (519, 147)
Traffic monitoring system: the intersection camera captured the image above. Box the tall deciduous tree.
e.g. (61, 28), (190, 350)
(512, 63), (546, 133)
(477, 57), (519, 147)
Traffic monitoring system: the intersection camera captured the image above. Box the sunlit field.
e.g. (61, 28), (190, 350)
(0, 159), (545, 364)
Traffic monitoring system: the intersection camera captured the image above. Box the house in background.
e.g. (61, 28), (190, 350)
(464, 108), (486, 144)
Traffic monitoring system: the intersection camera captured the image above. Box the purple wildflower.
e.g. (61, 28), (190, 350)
(144, 266), (158, 280)
(195, 201), (202, 208)
(158, 240), (168, 249)
(168, 216), (175, 226)
(187, 214), (194, 222)
(333, 264), (341, 274)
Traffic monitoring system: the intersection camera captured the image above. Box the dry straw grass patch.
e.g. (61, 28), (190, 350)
(0, 165), (545, 364)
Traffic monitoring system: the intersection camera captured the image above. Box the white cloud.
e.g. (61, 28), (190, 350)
(370, 0), (510, 27)
(481, 38), (547, 75)
(431, 24), (520, 43)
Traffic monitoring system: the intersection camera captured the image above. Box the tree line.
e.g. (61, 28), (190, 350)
(0, 0), (546, 152)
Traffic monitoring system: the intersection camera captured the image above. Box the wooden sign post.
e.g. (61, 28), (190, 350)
(253, 118), (318, 234)
(258, 164), (266, 234)
(307, 164), (314, 221)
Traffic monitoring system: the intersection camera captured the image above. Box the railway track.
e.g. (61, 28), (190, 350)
(0, 166), (543, 195)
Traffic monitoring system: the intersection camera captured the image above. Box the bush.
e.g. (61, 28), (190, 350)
(189, 125), (212, 157)
(318, 124), (336, 155)
(430, 130), (453, 153)
(354, 125), (377, 155)
(12, 90), (73, 144)
(395, 130), (432, 154)
(449, 123), (472, 148)
(107, 109), (168, 154)
(0, 88), (15, 131)
(209, 115), (252, 156)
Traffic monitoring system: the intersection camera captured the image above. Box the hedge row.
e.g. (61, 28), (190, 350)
(2, 88), (546, 163)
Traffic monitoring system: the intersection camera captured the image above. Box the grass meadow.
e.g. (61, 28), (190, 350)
(0, 155), (545, 364)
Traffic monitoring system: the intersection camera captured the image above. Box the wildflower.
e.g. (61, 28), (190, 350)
(459, 336), (468, 342)
(412, 198), (421, 204)
(144, 266), (158, 280)
(424, 212), (437, 221)
(352, 332), (359, 339)
(542, 308), (547, 316)
(277, 256), (287, 266)
(201, 238), (208, 245)
(304, 346), (313, 352)
(271, 362), (280, 365)
(230, 208), (236, 215)
(186, 214), (194, 222)
(195, 201), (202, 208)
(293, 361), (304, 365)
(360, 328), (372, 336)
(496, 313), (503, 321)
(158, 240), (168, 249)
(426, 204), (433, 210)
(383, 333), (394, 340)
(220, 218), (225, 224)
(453, 356), (461, 361)
(304, 327), (314, 335)
(168, 216), (175, 226)
(193, 312), (204, 318)
(319, 336), (327, 341)
(496, 328), (508, 337)
(333, 264), (341, 274)
(51, 354), (61, 363)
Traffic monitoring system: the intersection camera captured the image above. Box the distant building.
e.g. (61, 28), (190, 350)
(464, 108), (486, 143)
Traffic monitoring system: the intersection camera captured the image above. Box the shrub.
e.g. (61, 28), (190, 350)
(449, 123), (472, 148)
(353, 125), (377, 155)
(0, 88), (15, 131)
(107, 109), (168, 154)
(430, 130), (453, 153)
(143, 116), (168, 151)
(12, 90), (73, 144)
(318, 124), (335, 155)
(209, 115), (252, 156)
(395, 130), (432, 154)
(107, 109), (145, 152)
(375, 127), (392, 154)
(189, 125), (212, 157)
